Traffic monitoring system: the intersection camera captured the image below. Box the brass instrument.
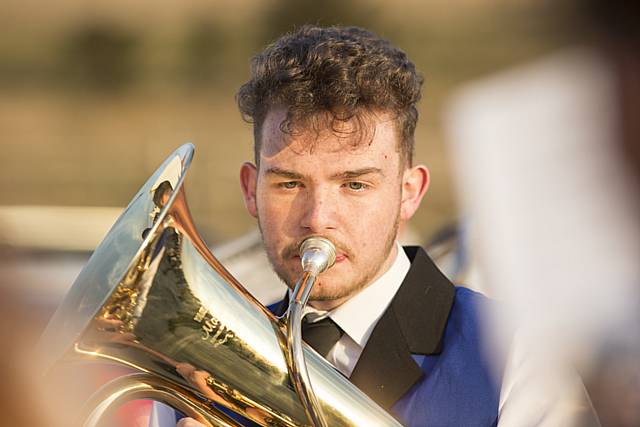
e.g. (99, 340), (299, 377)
(40, 144), (402, 427)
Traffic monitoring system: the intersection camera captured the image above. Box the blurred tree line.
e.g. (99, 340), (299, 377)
(1, 0), (565, 94)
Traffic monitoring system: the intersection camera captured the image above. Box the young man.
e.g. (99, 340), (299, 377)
(180, 25), (500, 426)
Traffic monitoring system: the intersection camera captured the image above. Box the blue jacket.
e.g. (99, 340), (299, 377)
(390, 283), (501, 426)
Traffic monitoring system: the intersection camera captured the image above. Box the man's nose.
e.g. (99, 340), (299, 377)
(299, 188), (337, 232)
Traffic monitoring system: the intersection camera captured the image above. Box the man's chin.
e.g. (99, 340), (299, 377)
(307, 290), (353, 311)
(308, 280), (354, 301)
(308, 292), (341, 302)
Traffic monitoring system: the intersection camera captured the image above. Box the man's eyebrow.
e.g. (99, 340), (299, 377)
(264, 167), (304, 180)
(330, 167), (384, 180)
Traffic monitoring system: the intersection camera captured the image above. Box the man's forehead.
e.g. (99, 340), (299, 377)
(259, 108), (400, 161)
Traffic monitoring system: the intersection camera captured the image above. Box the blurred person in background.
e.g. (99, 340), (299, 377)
(0, 289), (50, 427)
(0, 263), (153, 427)
(0, 253), (78, 427)
(447, 1), (639, 426)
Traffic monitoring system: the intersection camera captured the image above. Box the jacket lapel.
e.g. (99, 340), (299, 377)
(349, 246), (456, 409)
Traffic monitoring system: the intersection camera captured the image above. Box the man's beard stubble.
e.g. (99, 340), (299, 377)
(256, 210), (400, 303)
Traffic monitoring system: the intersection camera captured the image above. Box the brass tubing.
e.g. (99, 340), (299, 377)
(287, 272), (327, 427)
(82, 373), (241, 427)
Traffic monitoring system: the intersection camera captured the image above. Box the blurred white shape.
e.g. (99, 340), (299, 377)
(498, 330), (599, 427)
(447, 48), (640, 425)
(0, 205), (120, 251)
(0, 252), (90, 305)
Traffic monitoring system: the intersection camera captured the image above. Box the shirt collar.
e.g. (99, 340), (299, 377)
(328, 242), (410, 347)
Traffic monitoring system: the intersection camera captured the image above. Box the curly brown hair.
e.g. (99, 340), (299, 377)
(237, 25), (424, 166)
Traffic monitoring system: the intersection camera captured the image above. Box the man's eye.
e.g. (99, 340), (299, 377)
(346, 182), (367, 191)
(280, 181), (300, 189)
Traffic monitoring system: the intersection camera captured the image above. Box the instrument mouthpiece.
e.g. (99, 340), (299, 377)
(299, 237), (336, 276)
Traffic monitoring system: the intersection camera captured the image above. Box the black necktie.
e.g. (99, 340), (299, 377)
(301, 315), (344, 357)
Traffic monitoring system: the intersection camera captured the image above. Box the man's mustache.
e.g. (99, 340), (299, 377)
(281, 236), (353, 260)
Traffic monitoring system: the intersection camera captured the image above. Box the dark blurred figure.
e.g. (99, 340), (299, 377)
(578, 0), (640, 181)
(579, 2), (640, 426)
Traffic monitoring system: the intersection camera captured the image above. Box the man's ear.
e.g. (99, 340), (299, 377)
(239, 162), (258, 218)
(400, 164), (429, 221)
